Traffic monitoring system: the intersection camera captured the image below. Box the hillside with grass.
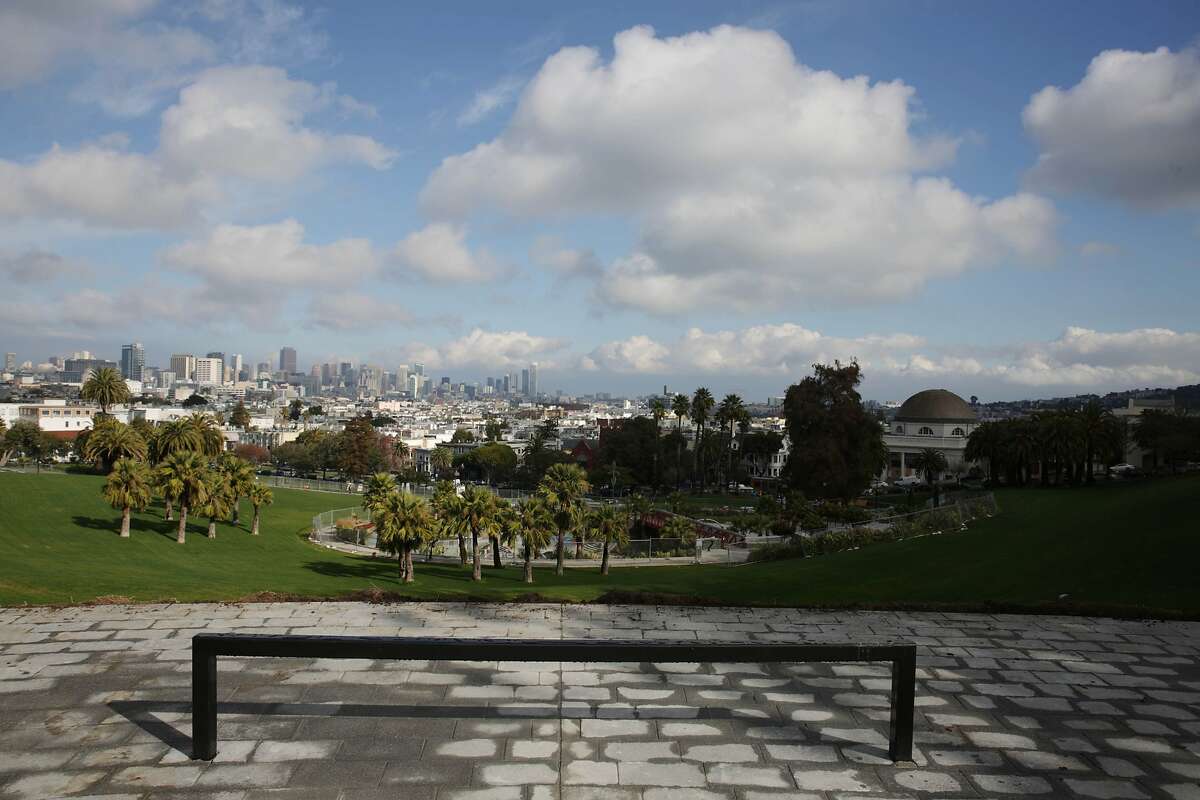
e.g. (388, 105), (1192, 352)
(0, 472), (1196, 616)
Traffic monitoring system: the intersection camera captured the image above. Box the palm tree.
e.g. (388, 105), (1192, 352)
(102, 457), (152, 538)
(516, 497), (555, 584)
(691, 388), (714, 492)
(152, 418), (203, 464)
(81, 367), (130, 415)
(649, 398), (667, 488)
(661, 515), (696, 550)
(217, 455), (256, 524)
(1078, 401), (1115, 485)
(83, 420), (147, 473)
(158, 451), (209, 543)
(430, 446), (453, 478)
(201, 471), (233, 539)
(717, 394), (745, 491)
(671, 394), (689, 490)
(432, 480), (467, 565)
(363, 472), (398, 510)
(188, 413), (224, 456)
(371, 490), (432, 582)
(247, 483), (273, 536)
(392, 440), (411, 470)
(539, 462), (590, 576)
(460, 486), (496, 581)
(965, 422), (1003, 483)
(623, 493), (651, 540)
(590, 505), (630, 575)
(910, 449), (948, 505)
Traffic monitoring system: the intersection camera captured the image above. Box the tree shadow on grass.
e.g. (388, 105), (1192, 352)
(71, 514), (184, 541)
(304, 557), (519, 587)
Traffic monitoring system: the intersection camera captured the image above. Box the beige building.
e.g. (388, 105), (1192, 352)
(882, 389), (979, 482)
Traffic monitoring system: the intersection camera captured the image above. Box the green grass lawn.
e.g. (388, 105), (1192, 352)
(0, 471), (1196, 616)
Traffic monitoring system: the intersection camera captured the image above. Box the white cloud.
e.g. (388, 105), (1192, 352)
(306, 292), (412, 331)
(421, 25), (1056, 311)
(584, 324), (1200, 392)
(0, 143), (216, 230)
(160, 65), (395, 182)
(390, 223), (499, 282)
(404, 329), (567, 370)
(0, 249), (91, 283)
(192, 0), (329, 65)
(458, 75), (525, 125)
(529, 235), (601, 277)
(1024, 47), (1200, 209)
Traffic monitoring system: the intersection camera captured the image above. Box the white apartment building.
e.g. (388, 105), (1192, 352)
(17, 402), (101, 438)
(194, 357), (224, 385)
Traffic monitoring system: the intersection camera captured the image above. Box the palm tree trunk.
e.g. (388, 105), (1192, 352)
(120, 507), (131, 538)
(165, 499), (174, 521)
(403, 544), (415, 583)
(555, 530), (565, 576)
(207, 519), (216, 538)
(457, 532), (467, 566)
(1086, 441), (1095, 484)
(601, 539), (610, 575)
(398, 552), (406, 580)
(177, 506), (187, 543)
(471, 529), (481, 581)
(524, 543), (533, 584)
(575, 538), (583, 558)
(491, 535), (502, 569)
(231, 497), (240, 524)
(251, 507), (261, 535)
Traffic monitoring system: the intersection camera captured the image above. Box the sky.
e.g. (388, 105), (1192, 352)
(1, 0), (1198, 403)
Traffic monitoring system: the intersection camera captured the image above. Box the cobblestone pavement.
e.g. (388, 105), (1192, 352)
(1, 602), (1199, 799)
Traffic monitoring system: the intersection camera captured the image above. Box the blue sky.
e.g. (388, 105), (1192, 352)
(1, 0), (1198, 401)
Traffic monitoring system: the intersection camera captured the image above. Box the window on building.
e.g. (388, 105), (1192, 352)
(918, 426), (934, 436)
(951, 427), (965, 436)
(894, 424), (904, 433)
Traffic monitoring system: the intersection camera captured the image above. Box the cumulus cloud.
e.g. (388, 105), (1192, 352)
(306, 292), (412, 331)
(0, 249), (91, 283)
(389, 223), (500, 282)
(420, 25), (1057, 311)
(0, 66), (393, 230)
(584, 324), (1200, 392)
(1024, 47), (1200, 209)
(400, 329), (567, 370)
(161, 219), (378, 297)
(528, 235), (602, 278)
(458, 75), (525, 125)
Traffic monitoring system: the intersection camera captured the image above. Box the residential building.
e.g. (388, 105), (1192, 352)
(18, 401), (101, 439)
(194, 357), (224, 385)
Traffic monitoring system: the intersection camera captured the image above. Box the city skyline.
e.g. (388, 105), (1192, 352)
(1, 2), (1198, 401)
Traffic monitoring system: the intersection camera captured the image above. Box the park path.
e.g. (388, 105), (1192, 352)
(1, 602), (1199, 798)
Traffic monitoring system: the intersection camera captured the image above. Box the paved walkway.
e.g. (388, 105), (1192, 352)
(1, 602), (1198, 799)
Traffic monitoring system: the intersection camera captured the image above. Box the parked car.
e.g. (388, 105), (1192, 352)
(892, 475), (926, 489)
(1109, 463), (1138, 476)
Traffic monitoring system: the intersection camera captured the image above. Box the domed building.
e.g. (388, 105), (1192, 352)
(882, 389), (979, 482)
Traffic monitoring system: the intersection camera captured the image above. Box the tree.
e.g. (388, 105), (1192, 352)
(430, 446), (454, 478)
(965, 422), (1003, 482)
(690, 388), (714, 491)
(288, 398), (304, 421)
(102, 458), (152, 538)
(338, 415), (386, 478)
(181, 393), (209, 408)
(781, 362), (885, 500)
(485, 419), (504, 441)
(247, 483), (273, 536)
(81, 367), (130, 415)
(432, 481), (468, 565)
(158, 451), (209, 543)
(671, 393), (690, 490)
(539, 462), (590, 575)
(660, 515), (696, 548)
(217, 455), (256, 524)
(3, 421), (51, 470)
(649, 398), (667, 487)
(230, 402), (252, 431)
(590, 505), (630, 575)
(463, 442), (518, 485)
(152, 419), (202, 463)
(717, 393), (746, 490)
(233, 443), (269, 465)
(201, 470), (233, 539)
(82, 419), (147, 473)
(623, 493), (651, 539)
(188, 413), (224, 456)
(371, 490), (432, 583)
(460, 486), (496, 581)
(910, 449), (949, 505)
(1078, 401), (1116, 484)
(363, 472), (398, 510)
(515, 497), (555, 584)
(451, 428), (476, 443)
(1134, 410), (1200, 472)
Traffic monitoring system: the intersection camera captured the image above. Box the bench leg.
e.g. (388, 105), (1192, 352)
(888, 648), (915, 762)
(192, 648), (217, 760)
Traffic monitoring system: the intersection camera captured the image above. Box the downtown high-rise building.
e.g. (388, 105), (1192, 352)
(194, 357), (223, 385)
(230, 353), (244, 380)
(279, 347), (297, 374)
(4, 352), (16, 373)
(529, 362), (538, 399)
(120, 343), (145, 381)
(169, 354), (196, 381)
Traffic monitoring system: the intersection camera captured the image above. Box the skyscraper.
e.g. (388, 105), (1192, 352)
(194, 357), (223, 385)
(230, 353), (244, 380)
(521, 368), (529, 396)
(4, 352), (16, 373)
(120, 343), (145, 381)
(529, 362), (538, 399)
(169, 354), (195, 381)
(279, 347), (297, 374)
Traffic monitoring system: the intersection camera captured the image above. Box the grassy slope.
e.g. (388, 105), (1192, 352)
(0, 472), (1196, 615)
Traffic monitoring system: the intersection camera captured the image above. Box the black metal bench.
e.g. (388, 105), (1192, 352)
(191, 634), (916, 762)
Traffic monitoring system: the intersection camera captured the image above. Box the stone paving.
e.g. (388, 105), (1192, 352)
(1, 602), (1199, 799)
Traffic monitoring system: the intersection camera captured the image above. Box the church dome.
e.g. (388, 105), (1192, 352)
(896, 389), (977, 422)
